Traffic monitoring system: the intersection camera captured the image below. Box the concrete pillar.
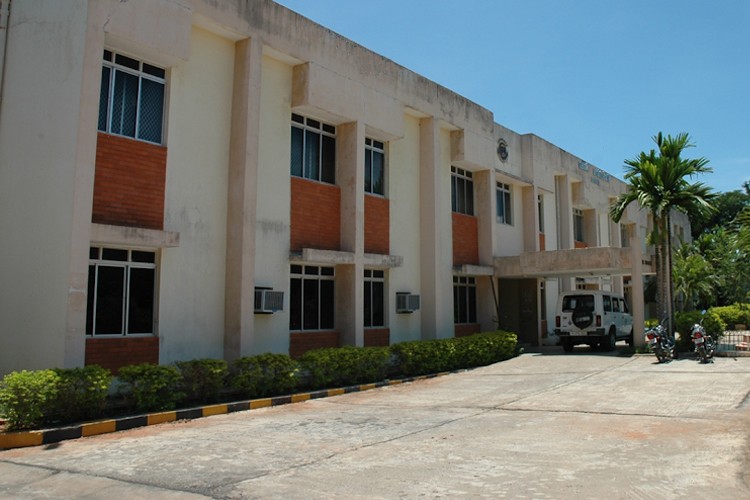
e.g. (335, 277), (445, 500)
(224, 38), (262, 360)
(555, 175), (574, 291)
(474, 169), (496, 331)
(629, 223), (645, 347)
(522, 186), (538, 252)
(336, 121), (365, 346)
(419, 118), (453, 339)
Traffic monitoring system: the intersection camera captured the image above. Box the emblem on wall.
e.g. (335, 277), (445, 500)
(497, 138), (509, 162)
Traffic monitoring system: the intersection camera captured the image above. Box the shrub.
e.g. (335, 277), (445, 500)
(298, 346), (391, 389)
(711, 303), (750, 329)
(175, 359), (228, 404)
(0, 370), (60, 430)
(675, 310), (726, 352)
(231, 353), (299, 399)
(117, 364), (183, 412)
(391, 331), (518, 377)
(52, 366), (112, 423)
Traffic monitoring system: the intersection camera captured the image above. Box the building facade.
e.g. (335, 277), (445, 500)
(0, 0), (690, 375)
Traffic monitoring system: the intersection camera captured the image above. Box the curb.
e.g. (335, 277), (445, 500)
(0, 372), (450, 451)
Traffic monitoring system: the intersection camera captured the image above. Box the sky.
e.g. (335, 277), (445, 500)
(274, 0), (750, 194)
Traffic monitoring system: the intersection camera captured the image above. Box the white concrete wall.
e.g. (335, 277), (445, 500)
(254, 53), (294, 353)
(0, 0), (97, 373)
(160, 26), (234, 362)
(388, 114), (423, 342)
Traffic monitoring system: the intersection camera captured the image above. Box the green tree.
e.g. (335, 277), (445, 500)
(691, 189), (750, 237)
(671, 242), (718, 311)
(610, 132), (714, 334)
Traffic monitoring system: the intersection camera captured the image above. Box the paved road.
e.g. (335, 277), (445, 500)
(1, 351), (749, 499)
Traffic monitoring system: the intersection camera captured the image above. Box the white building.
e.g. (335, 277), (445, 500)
(0, 0), (690, 375)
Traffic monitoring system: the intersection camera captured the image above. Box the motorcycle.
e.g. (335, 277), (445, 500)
(691, 310), (715, 363)
(645, 319), (677, 363)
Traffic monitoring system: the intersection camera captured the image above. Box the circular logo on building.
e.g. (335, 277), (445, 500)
(497, 138), (509, 162)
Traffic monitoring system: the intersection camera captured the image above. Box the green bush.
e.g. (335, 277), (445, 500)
(0, 370), (60, 430)
(175, 359), (228, 404)
(711, 303), (750, 329)
(117, 364), (183, 412)
(52, 366), (112, 423)
(390, 331), (518, 377)
(675, 310), (726, 352)
(230, 353), (299, 398)
(298, 346), (391, 389)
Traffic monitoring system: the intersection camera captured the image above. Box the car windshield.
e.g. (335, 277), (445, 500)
(562, 295), (594, 312)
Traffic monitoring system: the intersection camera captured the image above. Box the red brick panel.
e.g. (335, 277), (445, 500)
(364, 195), (390, 255)
(93, 133), (167, 230)
(85, 336), (159, 375)
(574, 240), (588, 249)
(452, 212), (479, 266)
(289, 331), (340, 359)
(290, 177), (341, 252)
(539, 232), (546, 251)
(364, 328), (390, 347)
(454, 323), (481, 338)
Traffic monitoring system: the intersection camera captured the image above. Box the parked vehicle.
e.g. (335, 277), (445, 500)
(646, 319), (676, 363)
(691, 311), (715, 363)
(554, 291), (634, 352)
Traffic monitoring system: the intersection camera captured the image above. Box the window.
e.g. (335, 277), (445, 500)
(98, 50), (165, 144)
(451, 167), (474, 215)
(573, 208), (585, 242)
(603, 295), (612, 312)
(364, 269), (385, 327)
(290, 114), (336, 184)
(453, 276), (477, 324)
(290, 265), (335, 331)
(496, 182), (512, 225)
(365, 138), (385, 195)
(87, 247), (156, 335)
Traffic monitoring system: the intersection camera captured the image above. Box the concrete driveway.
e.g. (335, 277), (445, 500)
(1, 351), (749, 499)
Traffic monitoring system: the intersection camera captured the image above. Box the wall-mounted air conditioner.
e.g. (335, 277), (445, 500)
(396, 292), (420, 313)
(254, 288), (284, 314)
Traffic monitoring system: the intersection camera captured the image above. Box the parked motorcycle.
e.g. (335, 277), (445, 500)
(691, 310), (715, 363)
(645, 319), (676, 363)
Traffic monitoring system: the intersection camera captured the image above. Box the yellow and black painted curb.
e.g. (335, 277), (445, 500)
(0, 372), (451, 451)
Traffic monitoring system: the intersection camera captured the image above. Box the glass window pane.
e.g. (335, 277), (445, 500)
(497, 190), (505, 221)
(138, 78), (164, 143)
(466, 179), (474, 215)
(291, 126), (304, 177)
(303, 279), (319, 330)
(143, 63), (165, 79)
(128, 268), (155, 334)
(304, 130), (320, 180)
(307, 119), (320, 129)
(291, 113), (304, 124)
(372, 281), (384, 327)
(321, 135), (336, 184)
(453, 286), (460, 323)
(290, 277), (302, 330)
(364, 149), (372, 193)
(95, 266), (125, 334)
(98, 66), (111, 132)
(320, 279), (335, 329)
(131, 250), (155, 263)
(86, 265), (95, 335)
(458, 286), (467, 323)
(456, 177), (466, 214)
(504, 191), (512, 224)
(111, 70), (138, 138)
(102, 248), (128, 261)
(321, 267), (334, 276)
(364, 281), (372, 328)
(468, 286), (477, 323)
(115, 54), (139, 70)
(372, 150), (384, 195)
(451, 177), (457, 212)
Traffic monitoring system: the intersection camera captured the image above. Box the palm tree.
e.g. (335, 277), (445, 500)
(672, 242), (718, 311)
(610, 132), (714, 335)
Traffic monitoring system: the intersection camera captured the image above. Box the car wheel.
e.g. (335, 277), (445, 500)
(606, 329), (616, 352)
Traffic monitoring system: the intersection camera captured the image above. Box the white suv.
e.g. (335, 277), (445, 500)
(554, 291), (633, 352)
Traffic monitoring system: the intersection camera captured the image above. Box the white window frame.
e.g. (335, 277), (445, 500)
(98, 49), (166, 145)
(496, 182), (513, 225)
(87, 246), (157, 336)
(289, 264), (336, 331)
(364, 269), (386, 328)
(290, 114), (337, 184)
(365, 138), (386, 196)
(451, 167), (474, 215)
(453, 276), (477, 324)
(573, 208), (585, 242)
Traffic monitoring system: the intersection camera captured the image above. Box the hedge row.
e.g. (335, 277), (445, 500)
(673, 303), (749, 351)
(0, 331), (517, 431)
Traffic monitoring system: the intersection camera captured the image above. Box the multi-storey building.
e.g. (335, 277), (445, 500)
(0, 0), (690, 375)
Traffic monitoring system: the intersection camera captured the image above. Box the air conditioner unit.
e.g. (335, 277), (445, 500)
(254, 288), (284, 314)
(396, 292), (420, 313)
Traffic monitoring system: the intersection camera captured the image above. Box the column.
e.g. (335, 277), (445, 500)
(224, 38), (262, 360)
